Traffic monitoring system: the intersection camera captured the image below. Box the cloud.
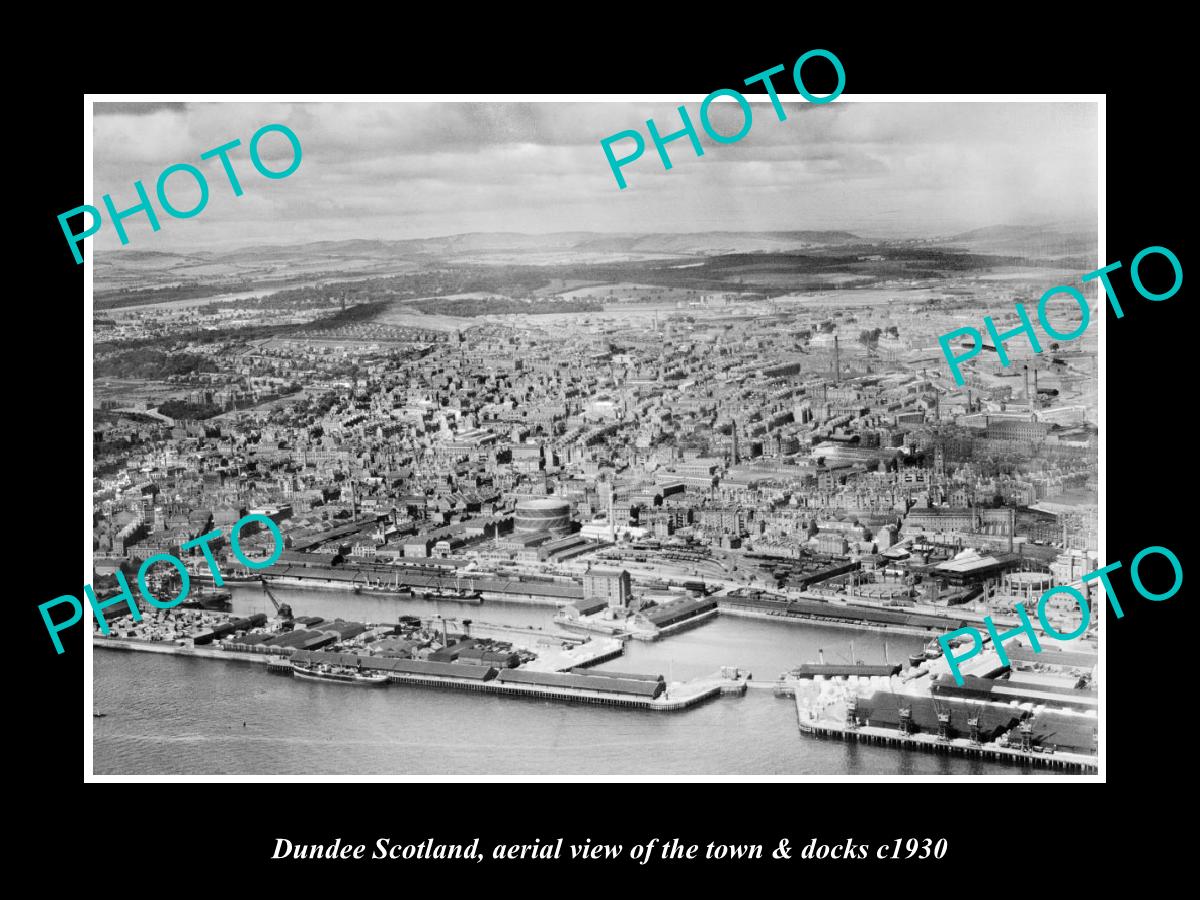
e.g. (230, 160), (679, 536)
(90, 100), (1098, 252)
(95, 102), (187, 116)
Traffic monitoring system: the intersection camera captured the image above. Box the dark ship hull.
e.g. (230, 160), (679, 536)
(180, 588), (233, 610)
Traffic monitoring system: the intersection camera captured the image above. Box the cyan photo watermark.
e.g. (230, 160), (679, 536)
(60, 122), (302, 264)
(600, 50), (845, 190)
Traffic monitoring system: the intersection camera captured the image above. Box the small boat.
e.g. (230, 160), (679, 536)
(93, 712), (107, 718)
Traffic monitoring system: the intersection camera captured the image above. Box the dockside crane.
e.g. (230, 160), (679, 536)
(966, 702), (984, 746)
(260, 578), (295, 629)
(882, 684), (913, 737)
(932, 696), (952, 742)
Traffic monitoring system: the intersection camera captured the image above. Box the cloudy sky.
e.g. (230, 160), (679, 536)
(90, 100), (1098, 252)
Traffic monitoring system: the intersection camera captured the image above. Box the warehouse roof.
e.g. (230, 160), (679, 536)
(794, 663), (901, 678)
(568, 667), (664, 682)
(1007, 645), (1097, 668)
(498, 668), (663, 697)
(856, 692), (1021, 740)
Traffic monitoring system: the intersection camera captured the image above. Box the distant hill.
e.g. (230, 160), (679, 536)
(627, 231), (862, 255)
(93, 226), (1087, 299)
(938, 224), (1097, 260)
(103, 230), (868, 264)
(94, 230), (873, 293)
(94, 249), (210, 269)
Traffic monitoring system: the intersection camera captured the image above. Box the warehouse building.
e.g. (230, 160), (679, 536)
(497, 668), (665, 698)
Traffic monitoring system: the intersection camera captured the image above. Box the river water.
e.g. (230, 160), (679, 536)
(92, 585), (1023, 776)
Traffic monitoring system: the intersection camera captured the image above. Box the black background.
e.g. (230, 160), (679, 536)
(20, 17), (1188, 887)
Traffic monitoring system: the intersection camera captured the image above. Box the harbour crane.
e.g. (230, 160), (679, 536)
(260, 578), (295, 628)
(965, 702), (984, 746)
(932, 696), (952, 742)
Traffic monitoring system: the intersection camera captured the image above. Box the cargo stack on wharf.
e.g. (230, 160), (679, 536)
(92, 606), (746, 712)
(784, 635), (1098, 773)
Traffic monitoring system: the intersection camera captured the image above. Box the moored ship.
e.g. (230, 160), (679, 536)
(180, 587), (233, 611)
(193, 572), (260, 585)
(291, 661), (388, 685)
(419, 588), (484, 605)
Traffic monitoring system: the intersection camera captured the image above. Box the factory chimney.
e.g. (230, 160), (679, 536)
(833, 336), (840, 383)
(1023, 365), (1030, 402)
(608, 481), (616, 542)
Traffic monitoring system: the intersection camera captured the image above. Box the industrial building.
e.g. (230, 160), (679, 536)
(497, 667), (665, 698)
(582, 568), (632, 610)
(513, 498), (573, 535)
(931, 674), (1097, 712)
(852, 692), (1021, 743)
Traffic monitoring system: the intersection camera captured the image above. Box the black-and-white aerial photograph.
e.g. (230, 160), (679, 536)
(89, 99), (1100, 776)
